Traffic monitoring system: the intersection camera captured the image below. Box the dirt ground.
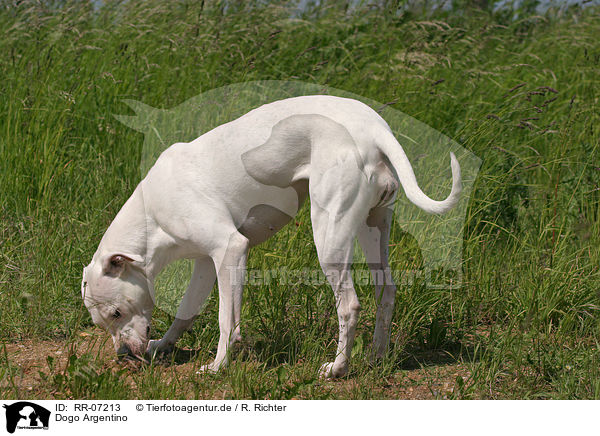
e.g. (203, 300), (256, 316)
(1, 329), (472, 400)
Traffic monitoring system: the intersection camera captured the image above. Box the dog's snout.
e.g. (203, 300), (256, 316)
(116, 343), (134, 360)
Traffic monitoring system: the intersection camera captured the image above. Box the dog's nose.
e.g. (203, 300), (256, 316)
(116, 343), (134, 360)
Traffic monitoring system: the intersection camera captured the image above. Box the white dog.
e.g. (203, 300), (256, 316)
(81, 95), (461, 378)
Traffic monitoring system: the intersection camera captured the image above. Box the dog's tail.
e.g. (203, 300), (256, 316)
(376, 127), (461, 214)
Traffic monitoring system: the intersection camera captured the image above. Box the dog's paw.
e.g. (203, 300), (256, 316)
(319, 362), (335, 379)
(319, 361), (348, 379)
(146, 339), (173, 359)
(196, 362), (219, 375)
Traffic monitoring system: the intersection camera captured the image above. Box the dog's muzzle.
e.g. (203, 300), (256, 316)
(116, 343), (136, 360)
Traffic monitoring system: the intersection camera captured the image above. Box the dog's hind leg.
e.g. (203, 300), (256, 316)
(147, 256), (216, 358)
(309, 163), (373, 378)
(357, 207), (397, 359)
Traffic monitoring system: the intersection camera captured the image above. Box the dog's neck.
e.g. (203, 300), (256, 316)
(95, 184), (179, 281)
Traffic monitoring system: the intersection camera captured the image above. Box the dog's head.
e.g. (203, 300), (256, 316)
(81, 253), (153, 359)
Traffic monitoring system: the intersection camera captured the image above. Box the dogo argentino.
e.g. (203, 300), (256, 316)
(81, 95), (461, 378)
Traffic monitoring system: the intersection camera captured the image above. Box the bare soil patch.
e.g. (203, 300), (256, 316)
(1, 331), (471, 399)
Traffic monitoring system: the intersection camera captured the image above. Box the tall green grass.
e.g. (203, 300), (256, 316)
(0, 0), (599, 399)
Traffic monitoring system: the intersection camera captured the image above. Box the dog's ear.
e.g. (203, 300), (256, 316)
(102, 253), (144, 277)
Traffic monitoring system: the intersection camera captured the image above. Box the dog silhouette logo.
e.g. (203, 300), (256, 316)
(115, 80), (481, 319)
(2, 402), (50, 433)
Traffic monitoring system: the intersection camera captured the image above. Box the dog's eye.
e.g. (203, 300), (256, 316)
(112, 309), (121, 319)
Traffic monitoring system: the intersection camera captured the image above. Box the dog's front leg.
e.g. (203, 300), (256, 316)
(198, 231), (249, 373)
(147, 256), (216, 358)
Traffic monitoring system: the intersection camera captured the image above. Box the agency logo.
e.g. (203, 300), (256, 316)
(2, 402), (50, 434)
(114, 80), (481, 319)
